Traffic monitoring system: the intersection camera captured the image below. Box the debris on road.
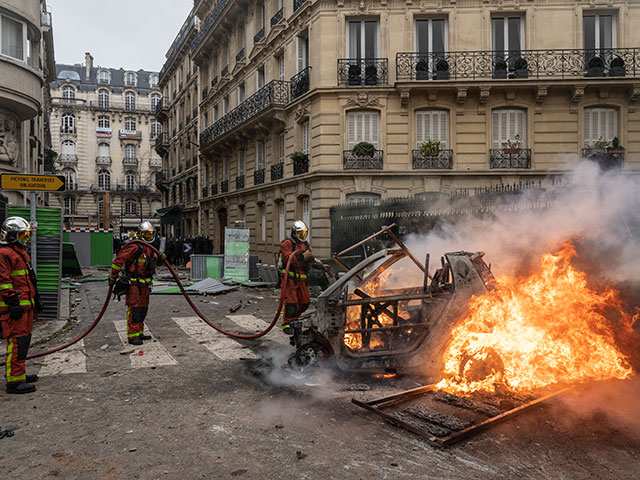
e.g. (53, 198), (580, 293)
(229, 303), (242, 313)
(0, 425), (19, 439)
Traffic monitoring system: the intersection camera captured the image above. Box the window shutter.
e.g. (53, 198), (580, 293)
(515, 110), (526, 146)
(584, 108), (592, 145)
(296, 37), (306, 73)
(302, 197), (311, 240)
(279, 132), (285, 161)
(302, 121), (310, 154)
(347, 112), (357, 148)
(370, 111), (380, 147)
(606, 109), (616, 141)
(439, 111), (449, 148)
(416, 112), (424, 147)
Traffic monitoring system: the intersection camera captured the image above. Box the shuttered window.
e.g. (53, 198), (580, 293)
(347, 110), (380, 148)
(296, 35), (308, 73)
(278, 132), (285, 163)
(278, 201), (285, 241)
(302, 196), (310, 241)
(302, 121), (310, 154)
(237, 150), (246, 176)
(492, 109), (527, 149)
(584, 108), (617, 146)
(256, 141), (265, 170)
(415, 110), (449, 148)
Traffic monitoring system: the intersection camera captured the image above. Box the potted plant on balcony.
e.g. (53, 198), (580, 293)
(351, 141), (376, 158)
(348, 63), (362, 86)
(365, 64), (378, 85)
(419, 140), (442, 157)
(586, 55), (605, 77)
(434, 58), (450, 80)
(502, 134), (522, 154)
(289, 151), (307, 163)
(416, 58), (430, 80)
(513, 56), (529, 79)
(609, 56), (626, 77)
(493, 57), (508, 79)
(607, 136), (625, 154)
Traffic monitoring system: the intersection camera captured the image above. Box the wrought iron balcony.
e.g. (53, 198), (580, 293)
(149, 158), (163, 168)
(412, 149), (453, 169)
(123, 157), (139, 166)
(343, 150), (384, 170)
(270, 162), (284, 181)
(199, 80), (290, 149)
(153, 98), (164, 114)
(254, 168), (265, 185)
(154, 133), (169, 152)
(221, 179), (229, 193)
(293, 154), (309, 175)
(58, 154), (78, 165)
(271, 8), (283, 27)
(294, 0), (309, 12)
(211, 183), (218, 195)
(396, 48), (640, 81)
(236, 175), (245, 189)
(290, 66), (310, 100)
(95, 156), (112, 166)
(221, 65), (229, 77)
(489, 149), (531, 169)
(254, 28), (265, 44)
(236, 48), (245, 63)
(211, 76), (218, 89)
(191, 0), (231, 53)
(338, 58), (388, 86)
(89, 101), (152, 113)
(581, 147), (625, 170)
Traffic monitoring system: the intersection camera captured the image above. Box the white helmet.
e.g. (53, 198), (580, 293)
(137, 221), (157, 243)
(291, 220), (308, 242)
(1, 216), (32, 246)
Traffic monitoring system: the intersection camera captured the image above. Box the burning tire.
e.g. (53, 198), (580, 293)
(457, 347), (505, 384)
(295, 342), (330, 368)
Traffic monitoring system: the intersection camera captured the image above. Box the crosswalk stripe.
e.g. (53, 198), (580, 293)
(37, 340), (87, 376)
(172, 316), (259, 360)
(225, 314), (289, 346)
(113, 321), (178, 368)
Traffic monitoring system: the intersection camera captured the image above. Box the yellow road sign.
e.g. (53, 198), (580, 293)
(0, 174), (66, 192)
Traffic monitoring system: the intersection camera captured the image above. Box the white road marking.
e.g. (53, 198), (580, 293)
(226, 314), (289, 346)
(113, 321), (178, 368)
(38, 340), (87, 376)
(172, 316), (259, 360)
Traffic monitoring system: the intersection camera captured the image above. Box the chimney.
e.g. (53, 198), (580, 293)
(85, 52), (93, 78)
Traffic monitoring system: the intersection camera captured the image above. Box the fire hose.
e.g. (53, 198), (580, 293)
(2, 241), (302, 365)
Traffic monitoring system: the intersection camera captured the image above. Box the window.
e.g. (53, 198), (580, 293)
(296, 33), (309, 73)
(98, 70), (110, 84)
(259, 203), (266, 241)
(151, 93), (161, 110)
(223, 156), (230, 180)
(302, 120), (310, 154)
(257, 67), (265, 89)
(150, 74), (159, 88)
(258, 3), (265, 29)
(213, 104), (219, 121)
(98, 198), (104, 215)
(125, 72), (136, 86)
(61, 114), (75, 133)
(491, 16), (523, 58)
(150, 120), (161, 139)
(238, 82), (245, 103)
(98, 142), (110, 157)
(237, 149), (246, 176)
(583, 14), (614, 65)
(278, 201), (285, 241)
(584, 107), (618, 146)
(278, 55), (285, 81)
(62, 86), (75, 100)
(124, 117), (136, 131)
(416, 19), (446, 57)
(98, 169), (110, 190)
(125, 171), (137, 190)
(279, 132), (285, 163)
(415, 110), (449, 148)
(492, 108), (527, 149)
(98, 89), (109, 109)
(63, 197), (76, 215)
(348, 20), (378, 59)
(125, 144), (136, 160)
(98, 115), (110, 128)
(223, 96), (229, 114)
(204, 112), (209, 128)
(125, 91), (136, 111)
(125, 199), (137, 216)
(256, 141), (265, 170)
(61, 140), (76, 155)
(301, 196), (310, 241)
(347, 110), (380, 148)
(62, 168), (76, 190)
(346, 192), (381, 205)
(1, 14), (26, 61)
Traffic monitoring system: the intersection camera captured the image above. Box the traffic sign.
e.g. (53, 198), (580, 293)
(0, 174), (66, 192)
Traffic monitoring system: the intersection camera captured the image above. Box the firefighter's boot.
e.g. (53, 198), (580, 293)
(140, 334), (152, 341)
(128, 337), (143, 346)
(6, 382), (36, 394)
(26, 374), (38, 383)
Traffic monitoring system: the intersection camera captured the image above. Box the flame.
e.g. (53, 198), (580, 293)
(437, 242), (634, 394)
(372, 373), (397, 379)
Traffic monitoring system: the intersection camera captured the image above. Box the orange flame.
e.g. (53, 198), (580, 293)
(437, 242), (634, 394)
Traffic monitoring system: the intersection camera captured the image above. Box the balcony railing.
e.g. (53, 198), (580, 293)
(236, 48), (245, 62)
(489, 149), (532, 169)
(211, 183), (218, 195)
(58, 154), (78, 165)
(119, 130), (142, 140)
(95, 156), (112, 166)
(294, 0), (309, 12)
(396, 48), (640, 81)
(254, 168), (265, 185)
(221, 65), (229, 77)
(221, 179), (229, 193)
(236, 175), (245, 189)
(200, 80), (290, 149)
(581, 147), (625, 170)
(343, 150), (383, 170)
(293, 154), (309, 175)
(254, 28), (265, 44)
(123, 157), (139, 166)
(191, 0), (231, 53)
(271, 8), (283, 27)
(338, 58), (388, 86)
(149, 158), (163, 168)
(153, 99), (164, 114)
(211, 76), (218, 88)
(154, 133), (169, 151)
(412, 149), (453, 169)
(290, 66), (310, 100)
(52, 98), (86, 107)
(89, 101), (152, 113)
(271, 162), (284, 181)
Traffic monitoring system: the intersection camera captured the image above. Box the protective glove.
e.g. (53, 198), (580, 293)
(9, 304), (25, 320)
(302, 250), (314, 262)
(108, 277), (117, 288)
(159, 253), (167, 263)
(323, 264), (333, 274)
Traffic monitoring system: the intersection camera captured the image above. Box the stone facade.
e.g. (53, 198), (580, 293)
(166, 0), (640, 259)
(0, 0), (55, 206)
(49, 54), (162, 235)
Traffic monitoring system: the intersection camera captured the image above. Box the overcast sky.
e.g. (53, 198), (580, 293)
(47, 0), (193, 72)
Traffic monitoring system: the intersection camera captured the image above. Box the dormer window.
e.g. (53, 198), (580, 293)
(125, 72), (137, 87)
(98, 69), (110, 84)
(150, 74), (159, 88)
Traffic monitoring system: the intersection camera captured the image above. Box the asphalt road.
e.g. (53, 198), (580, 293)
(2, 275), (639, 479)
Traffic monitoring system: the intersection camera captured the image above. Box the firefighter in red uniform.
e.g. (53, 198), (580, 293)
(280, 221), (330, 335)
(109, 221), (166, 345)
(0, 217), (41, 394)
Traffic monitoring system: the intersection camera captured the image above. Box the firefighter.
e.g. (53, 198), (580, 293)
(109, 221), (166, 345)
(279, 221), (330, 335)
(0, 217), (40, 394)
